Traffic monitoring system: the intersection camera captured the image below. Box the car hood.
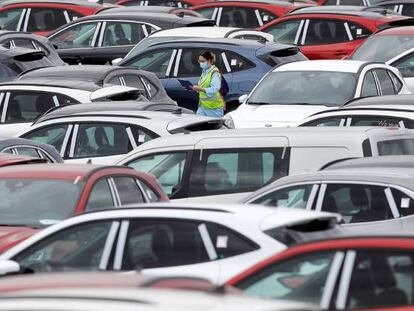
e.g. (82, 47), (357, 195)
(229, 103), (331, 128)
(0, 226), (39, 253)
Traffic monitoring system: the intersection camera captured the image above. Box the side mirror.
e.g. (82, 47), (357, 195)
(0, 260), (20, 275)
(239, 94), (248, 104)
(111, 58), (123, 66)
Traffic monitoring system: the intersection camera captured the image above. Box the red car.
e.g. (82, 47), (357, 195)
(0, 153), (47, 167)
(317, 0), (385, 5)
(258, 6), (412, 59)
(227, 236), (414, 310)
(0, 163), (168, 252)
(191, 0), (315, 29)
(116, 0), (205, 8)
(0, 0), (109, 36)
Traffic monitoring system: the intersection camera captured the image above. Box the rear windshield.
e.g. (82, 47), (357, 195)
(0, 179), (80, 228)
(377, 139), (414, 155)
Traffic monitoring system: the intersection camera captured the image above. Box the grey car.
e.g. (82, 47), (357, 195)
(243, 155), (414, 233)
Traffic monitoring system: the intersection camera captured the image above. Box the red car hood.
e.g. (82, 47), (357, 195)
(0, 226), (39, 253)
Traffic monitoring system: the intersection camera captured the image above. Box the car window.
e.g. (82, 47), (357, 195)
(237, 251), (336, 305)
(14, 147), (40, 158)
(14, 221), (113, 273)
(219, 7), (259, 28)
(375, 69), (396, 95)
(264, 19), (302, 44)
(347, 251), (414, 309)
(107, 75), (145, 91)
(85, 178), (115, 212)
(302, 117), (345, 127)
(251, 184), (315, 209)
(5, 91), (56, 123)
(345, 21), (371, 40)
(402, 4), (414, 16)
(305, 19), (350, 45)
(138, 180), (161, 202)
(350, 116), (401, 127)
(388, 70), (403, 93)
(321, 184), (393, 223)
(257, 8), (277, 25)
(26, 8), (68, 32)
(391, 188), (414, 217)
(102, 22), (145, 47)
(177, 48), (224, 77)
(23, 124), (69, 153)
(55, 94), (80, 105)
(3, 38), (34, 50)
(125, 49), (174, 78)
(361, 71), (378, 97)
(113, 176), (144, 206)
(74, 123), (131, 158)
(377, 139), (414, 155)
(127, 152), (188, 197)
(189, 148), (289, 196)
(141, 76), (158, 99)
(393, 52), (414, 78)
(223, 51), (255, 73)
(206, 223), (259, 259)
(51, 22), (98, 49)
(0, 8), (25, 31)
(123, 219), (209, 269)
(195, 7), (215, 19)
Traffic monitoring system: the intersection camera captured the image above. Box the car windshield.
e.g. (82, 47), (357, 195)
(248, 71), (356, 107)
(377, 139), (414, 156)
(351, 35), (414, 62)
(0, 179), (80, 228)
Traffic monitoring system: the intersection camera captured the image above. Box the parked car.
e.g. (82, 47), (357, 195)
(99, 5), (202, 17)
(0, 30), (64, 66)
(191, 0), (314, 28)
(258, 6), (411, 59)
(376, 0), (414, 16)
(0, 47), (58, 83)
(0, 138), (62, 162)
(0, 0), (108, 36)
(147, 26), (274, 42)
(243, 156), (414, 233)
(116, 127), (412, 201)
(298, 94), (414, 127)
(0, 82), (145, 137)
(0, 163), (168, 252)
(19, 65), (174, 105)
(119, 37), (306, 111)
(115, 0), (206, 8)
(0, 287), (319, 311)
(227, 234), (414, 310)
(349, 26), (414, 92)
(0, 203), (340, 284)
(20, 107), (224, 164)
(47, 12), (214, 65)
(226, 60), (409, 128)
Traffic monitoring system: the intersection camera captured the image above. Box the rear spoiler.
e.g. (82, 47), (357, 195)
(2, 49), (46, 62)
(378, 18), (414, 30)
(186, 20), (216, 27)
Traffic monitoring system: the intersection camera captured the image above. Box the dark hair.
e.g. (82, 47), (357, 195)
(200, 50), (216, 63)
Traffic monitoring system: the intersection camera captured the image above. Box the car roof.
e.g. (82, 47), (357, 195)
(215, 0), (296, 6)
(98, 6), (177, 14)
(0, 79), (102, 92)
(342, 94), (414, 109)
(288, 5), (402, 18)
(0, 138), (62, 161)
(150, 26), (248, 37)
(121, 127), (405, 151)
(377, 0), (414, 4)
(274, 60), (368, 73)
(323, 155), (414, 170)
(0, 164), (134, 181)
(0, 0), (102, 7)
(375, 25), (414, 36)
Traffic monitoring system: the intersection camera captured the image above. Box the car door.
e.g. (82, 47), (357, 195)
(300, 19), (371, 59)
(315, 182), (402, 233)
(92, 21), (159, 65)
(113, 218), (220, 283)
(334, 250), (414, 310)
(11, 220), (119, 273)
(48, 21), (100, 64)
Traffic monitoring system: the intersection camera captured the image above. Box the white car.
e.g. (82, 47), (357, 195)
(0, 204), (340, 285)
(19, 105), (223, 164)
(225, 60), (410, 128)
(298, 94), (414, 128)
(0, 81), (141, 137)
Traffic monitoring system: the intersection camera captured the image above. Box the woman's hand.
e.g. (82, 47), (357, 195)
(191, 85), (204, 92)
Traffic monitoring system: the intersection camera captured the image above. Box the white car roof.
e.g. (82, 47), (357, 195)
(150, 26), (241, 37)
(274, 60), (368, 73)
(0, 288), (318, 311)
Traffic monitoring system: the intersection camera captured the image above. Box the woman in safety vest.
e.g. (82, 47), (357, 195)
(191, 51), (225, 118)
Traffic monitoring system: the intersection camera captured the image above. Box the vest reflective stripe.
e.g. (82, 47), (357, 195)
(198, 67), (224, 110)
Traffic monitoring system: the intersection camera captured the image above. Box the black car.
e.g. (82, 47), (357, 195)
(47, 12), (215, 64)
(0, 46), (57, 82)
(19, 65), (175, 105)
(0, 30), (64, 66)
(376, 0), (414, 16)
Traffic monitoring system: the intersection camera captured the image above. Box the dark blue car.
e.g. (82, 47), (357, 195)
(119, 37), (307, 111)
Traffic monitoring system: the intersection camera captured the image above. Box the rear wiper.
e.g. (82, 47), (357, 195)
(247, 101), (273, 105)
